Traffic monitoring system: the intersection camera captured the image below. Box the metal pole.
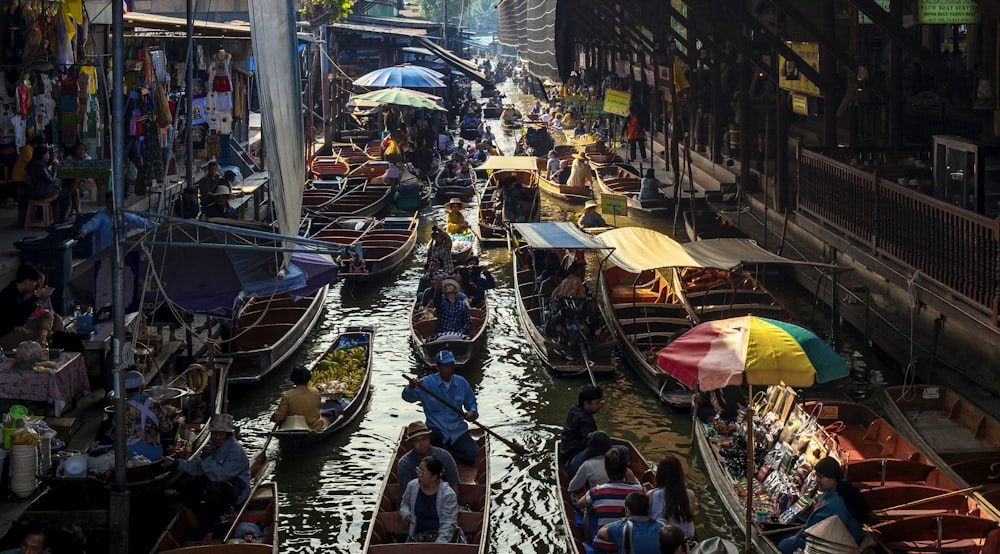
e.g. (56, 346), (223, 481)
(110, 0), (131, 551)
(186, 0), (195, 190)
(762, 113), (769, 250)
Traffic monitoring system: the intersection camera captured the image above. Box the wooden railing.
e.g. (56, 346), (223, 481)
(798, 149), (1000, 321)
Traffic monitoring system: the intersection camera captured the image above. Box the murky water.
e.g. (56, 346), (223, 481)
(225, 79), (883, 552)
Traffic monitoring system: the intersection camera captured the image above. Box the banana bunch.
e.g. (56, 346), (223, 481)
(185, 364), (209, 393)
(309, 346), (367, 398)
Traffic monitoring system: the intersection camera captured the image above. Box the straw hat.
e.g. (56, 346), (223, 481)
(441, 277), (460, 291)
(279, 415), (312, 432)
(690, 537), (739, 554)
(406, 421), (433, 440)
(584, 200), (599, 210)
(445, 198), (466, 209)
(803, 516), (858, 553)
(213, 185), (232, 196)
(572, 152), (589, 160)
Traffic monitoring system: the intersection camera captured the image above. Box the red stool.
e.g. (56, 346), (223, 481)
(24, 200), (54, 229)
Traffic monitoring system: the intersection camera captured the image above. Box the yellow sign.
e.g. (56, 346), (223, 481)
(600, 193), (629, 216)
(603, 89), (630, 117)
(791, 94), (809, 116)
(778, 42), (821, 97)
(918, 0), (981, 23)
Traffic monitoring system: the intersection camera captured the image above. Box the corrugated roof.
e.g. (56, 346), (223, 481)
(325, 20), (428, 37)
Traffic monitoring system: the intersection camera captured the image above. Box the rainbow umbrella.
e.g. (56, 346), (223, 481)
(656, 315), (847, 390)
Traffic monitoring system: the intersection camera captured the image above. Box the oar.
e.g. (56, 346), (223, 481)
(223, 423), (279, 542)
(402, 374), (528, 455)
(872, 485), (984, 514)
(578, 342), (597, 387)
(761, 524), (807, 537)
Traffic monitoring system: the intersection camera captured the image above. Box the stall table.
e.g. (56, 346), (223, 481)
(0, 353), (90, 416)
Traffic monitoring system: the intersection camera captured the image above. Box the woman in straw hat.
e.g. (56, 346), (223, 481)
(567, 152), (595, 190)
(444, 198), (469, 234)
(577, 200), (607, 229)
(776, 457), (870, 554)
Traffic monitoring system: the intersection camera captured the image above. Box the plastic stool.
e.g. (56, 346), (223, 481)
(24, 200), (53, 229)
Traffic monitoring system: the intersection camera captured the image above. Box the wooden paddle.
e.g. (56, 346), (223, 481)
(872, 485), (984, 514)
(402, 374), (528, 455)
(223, 423), (279, 542)
(761, 524), (807, 537)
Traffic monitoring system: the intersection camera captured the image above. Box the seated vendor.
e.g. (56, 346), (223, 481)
(271, 366), (326, 432)
(577, 200), (607, 229)
(123, 369), (174, 461)
(444, 198), (470, 234)
(777, 457), (870, 554)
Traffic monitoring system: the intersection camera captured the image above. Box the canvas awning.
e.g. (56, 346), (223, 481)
(512, 222), (610, 251)
(474, 156), (539, 171)
(414, 37), (490, 86)
(595, 227), (839, 273)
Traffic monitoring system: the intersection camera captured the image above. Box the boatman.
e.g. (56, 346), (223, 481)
(271, 365), (326, 432)
(560, 385), (603, 473)
(402, 350), (480, 465)
(577, 200), (608, 229)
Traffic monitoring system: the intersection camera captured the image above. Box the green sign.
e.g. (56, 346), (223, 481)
(603, 89), (630, 117)
(858, 0), (890, 24)
(918, 0), (981, 23)
(600, 193), (629, 217)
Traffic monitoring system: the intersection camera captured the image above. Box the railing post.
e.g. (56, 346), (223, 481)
(871, 165), (880, 253)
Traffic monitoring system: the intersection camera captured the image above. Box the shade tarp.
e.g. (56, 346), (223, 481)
(413, 36), (490, 86)
(511, 222), (609, 250)
(474, 156), (539, 171)
(595, 227), (837, 273)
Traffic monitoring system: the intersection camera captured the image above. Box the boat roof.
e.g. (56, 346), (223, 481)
(595, 227), (839, 272)
(512, 222), (612, 251)
(475, 156), (539, 171)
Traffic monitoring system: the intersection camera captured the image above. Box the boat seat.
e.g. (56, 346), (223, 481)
(457, 511), (483, 541)
(380, 483), (403, 512)
(848, 458), (935, 486)
(455, 484), (486, 512)
(374, 511), (407, 542)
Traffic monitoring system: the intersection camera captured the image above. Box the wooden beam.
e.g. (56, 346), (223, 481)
(674, 0), (778, 82)
(969, 0), (1000, 25)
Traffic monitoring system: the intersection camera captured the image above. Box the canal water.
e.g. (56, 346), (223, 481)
(227, 79), (877, 552)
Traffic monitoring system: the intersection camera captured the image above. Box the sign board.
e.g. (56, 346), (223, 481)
(603, 89), (630, 116)
(918, 0), (981, 23)
(778, 42), (821, 97)
(600, 193), (629, 216)
(790, 93), (809, 116)
(858, 0), (890, 23)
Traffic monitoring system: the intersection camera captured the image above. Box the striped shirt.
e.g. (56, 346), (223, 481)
(584, 480), (646, 551)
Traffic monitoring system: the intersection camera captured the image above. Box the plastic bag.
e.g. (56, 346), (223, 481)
(384, 139), (402, 162)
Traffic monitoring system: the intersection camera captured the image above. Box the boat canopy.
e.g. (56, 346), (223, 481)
(475, 156), (539, 171)
(512, 222), (611, 251)
(595, 227), (839, 273)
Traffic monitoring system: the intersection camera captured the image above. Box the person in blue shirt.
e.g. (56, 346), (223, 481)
(76, 191), (155, 252)
(402, 350), (480, 465)
(598, 492), (667, 554)
(164, 414), (251, 541)
(433, 278), (471, 337)
(1, 520), (50, 554)
(777, 457), (870, 554)
(172, 186), (200, 219)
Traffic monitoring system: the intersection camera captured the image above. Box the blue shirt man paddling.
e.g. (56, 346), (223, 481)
(402, 350), (480, 465)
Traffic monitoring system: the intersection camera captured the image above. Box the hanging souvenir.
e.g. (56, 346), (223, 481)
(17, 81), (31, 120)
(190, 97), (206, 125)
(129, 109), (143, 136)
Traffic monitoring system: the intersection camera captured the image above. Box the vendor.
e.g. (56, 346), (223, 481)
(444, 198), (469, 234)
(123, 369), (174, 461)
(777, 457), (870, 554)
(577, 200), (607, 229)
(271, 366), (325, 432)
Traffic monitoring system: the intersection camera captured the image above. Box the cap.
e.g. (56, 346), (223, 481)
(435, 350), (456, 364)
(209, 413), (235, 433)
(124, 370), (144, 390)
(406, 421), (432, 440)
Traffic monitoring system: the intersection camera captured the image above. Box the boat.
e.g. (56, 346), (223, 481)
(336, 146), (374, 165)
(310, 155), (350, 179)
(313, 214), (419, 283)
(312, 182), (395, 219)
(593, 164), (671, 214)
(444, 232), (475, 266)
(270, 326), (374, 447)
(433, 167), (477, 201)
(510, 223), (618, 377)
(554, 437), (655, 553)
(500, 118), (522, 131)
(410, 297), (489, 368)
(482, 105), (502, 119)
(881, 384), (1000, 519)
(347, 161), (390, 181)
(362, 428), (489, 553)
(683, 210), (751, 242)
(459, 125), (482, 141)
(535, 156), (592, 203)
(152, 449), (278, 553)
(228, 286), (329, 385)
(693, 386), (999, 554)
(580, 143), (625, 166)
(472, 157), (541, 248)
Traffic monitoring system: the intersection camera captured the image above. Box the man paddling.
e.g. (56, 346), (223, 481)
(402, 350), (480, 465)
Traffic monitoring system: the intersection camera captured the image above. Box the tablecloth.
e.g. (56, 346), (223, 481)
(0, 353), (90, 417)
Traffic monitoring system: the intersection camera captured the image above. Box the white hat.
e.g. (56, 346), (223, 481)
(690, 537), (739, 554)
(584, 200), (599, 210)
(213, 185), (232, 196)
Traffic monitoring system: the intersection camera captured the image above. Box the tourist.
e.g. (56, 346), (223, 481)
(657, 525), (689, 554)
(427, 226), (455, 275)
(417, 259), (444, 298)
(531, 99), (543, 115)
(399, 456), (461, 543)
(597, 492), (668, 553)
(0, 264), (53, 349)
(466, 256), (495, 308)
(777, 457), (870, 554)
(76, 191), (155, 251)
(538, 255), (565, 298)
(445, 198), (469, 234)
(482, 126), (495, 145)
(26, 145), (71, 224)
(546, 150), (561, 180)
(552, 260), (588, 299)
(560, 385), (603, 472)
(649, 455), (697, 541)
(639, 168), (664, 201)
(172, 186), (200, 219)
(197, 161), (224, 205)
(397, 421), (461, 487)
(402, 350), (480, 465)
(578, 200), (608, 228)
(271, 366), (325, 432)
(2, 520), (50, 554)
(626, 108), (647, 162)
(434, 278), (471, 337)
(568, 431), (613, 492)
(122, 369), (173, 461)
(435, 128), (452, 152)
(554, 159), (573, 185)
(499, 177), (521, 223)
(500, 104), (518, 124)
(577, 449), (647, 550)
(201, 186), (238, 220)
(567, 153), (594, 189)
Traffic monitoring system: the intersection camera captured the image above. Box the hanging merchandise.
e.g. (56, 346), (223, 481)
(190, 97), (206, 125)
(205, 131), (220, 160)
(142, 122), (163, 188)
(191, 124), (206, 153)
(154, 82), (172, 128)
(81, 97), (98, 139)
(129, 109), (143, 136)
(17, 80), (32, 120)
(59, 77), (81, 146)
(55, 6), (76, 70)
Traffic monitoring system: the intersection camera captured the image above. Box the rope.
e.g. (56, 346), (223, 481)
(897, 270), (922, 402)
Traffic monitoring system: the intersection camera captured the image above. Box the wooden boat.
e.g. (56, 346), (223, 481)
(674, 265), (790, 324)
(581, 143), (625, 166)
(152, 449), (278, 553)
(228, 286), (329, 385)
(554, 438), (655, 553)
(500, 118), (522, 131)
(313, 182), (395, 219)
(694, 387), (999, 554)
(270, 326), (374, 447)
(481, 105), (502, 119)
(683, 210), (751, 242)
(475, 169), (540, 248)
(459, 125), (482, 141)
(362, 428), (489, 553)
(593, 164), (670, 214)
(433, 167), (477, 201)
(410, 297), (489, 368)
(597, 265), (693, 403)
(337, 146), (373, 165)
(347, 161), (390, 181)
(510, 222), (617, 377)
(534, 156), (592, 202)
(302, 188), (341, 209)
(310, 155), (350, 179)
(882, 384), (1000, 519)
(313, 214), (419, 283)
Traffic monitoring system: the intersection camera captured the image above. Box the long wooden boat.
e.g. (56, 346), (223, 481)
(673, 266), (790, 324)
(228, 286), (329, 385)
(482, 105), (502, 119)
(580, 143), (625, 166)
(475, 170), (540, 247)
(426, 232), (475, 267)
(593, 164), (670, 214)
(554, 438), (655, 553)
(153, 450), (278, 553)
(313, 182), (395, 219)
(433, 167), (477, 201)
(410, 297), (489, 368)
(534, 157), (592, 202)
(313, 214), (419, 283)
(362, 428), (489, 553)
(270, 326), (374, 447)
(882, 384), (1000, 519)
(337, 146), (373, 166)
(348, 161), (390, 181)
(694, 387), (999, 554)
(683, 210), (751, 242)
(510, 223), (617, 377)
(310, 155), (350, 179)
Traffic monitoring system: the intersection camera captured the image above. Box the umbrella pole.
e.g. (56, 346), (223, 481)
(745, 383), (754, 554)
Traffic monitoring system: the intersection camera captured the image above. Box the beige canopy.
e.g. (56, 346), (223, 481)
(473, 156), (539, 171)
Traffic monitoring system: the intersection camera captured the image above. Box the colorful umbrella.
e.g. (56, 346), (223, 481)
(348, 88), (447, 111)
(656, 315), (847, 391)
(354, 64), (446, 88)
